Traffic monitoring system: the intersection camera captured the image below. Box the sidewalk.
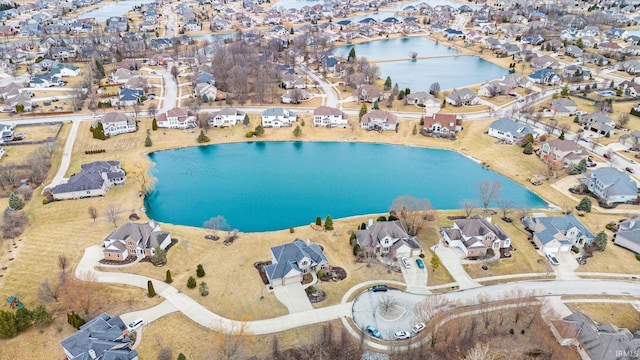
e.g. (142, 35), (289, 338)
(432, 243), (481, 290)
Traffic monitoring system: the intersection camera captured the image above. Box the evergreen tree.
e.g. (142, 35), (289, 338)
(243, 114), (250, 127)
(254, 125), (265, 136)
(187, 276), (197, 289)
(152, 118), (158, 130)
(8, 193), (23, 210)
(32, 305), (54, 331)
(147, 280), (156, 297)
(559, 130), (565, 140)
(315, 216), (322, 226)
(523, 142), (534, 155)
(373, 99), (379, 110)
(197, 130), (210, 143)
(577, 159), (588, 173)
(576, 197), (592, 212)
(561, 86), (570, 97)
(594, 231), (608, 251)
(67, 312), (86, 329)
(199, 282), (209, 296)
(94, 59), (105, 78)
(14, 308), (32, 333)
(384, 76), (392, 90)
(177, 354), (187, 360)
(412, 124), (417, 135)
(324, 215), (334, 231)
(165, 269), (173, 283)
(115, 49), (123, 62)
(0, 310), (17, 338)
(293, 125), (302, 137)
(347, 47), (356, 62)
(359, 104), (368, 120)
(196, 264), (205, 278)
(145, 134), (152, 147)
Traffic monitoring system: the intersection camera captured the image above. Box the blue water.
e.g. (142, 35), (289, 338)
(335, 38), (457, 61)
(145, 142), (547, 232)
(79, 0), (155, 22)
(270, 0), (476, 10)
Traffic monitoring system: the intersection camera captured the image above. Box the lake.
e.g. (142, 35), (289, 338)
(79, 0), (155, 22)
(334, 38), (508, 91)
(145, 142), (547, 232)
(270, 0), (477, 10)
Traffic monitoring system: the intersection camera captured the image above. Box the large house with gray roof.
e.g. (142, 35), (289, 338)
(265, 238), (329, 287)
(49, 161), (125, 201)
(539, 139), (588, 166)
(441, 215), (511, 258)
(580, 112), (616, 136)
(488, 118), (541, 144)
(97, 112), (137, 136)
(580, 167), (638, 205)
(103, 221), (171, 262)
(355, 220), (423, 258)
(261, 107), (296, 128)
(614, 217), (640, 254)
(60, 312), (138, 360)
(522, 214), (594, 253)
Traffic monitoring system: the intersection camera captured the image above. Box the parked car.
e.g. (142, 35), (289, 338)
(371, 285), (388, 292)
(127, 318), (144, 332)
(394, 331), (411, 340)
(411, 322), (426, 334)
(416, 258), (425, 269)
(603, 153), (610, 159)
(587, 162), (597, 168)
(92, 113), (102, 119)
(51, 97), (59, 102)
(401, 257), (411, 268)
(546, 253), (560, 266)
(365, 325), (381, 339)
(626, 167), (635, 174)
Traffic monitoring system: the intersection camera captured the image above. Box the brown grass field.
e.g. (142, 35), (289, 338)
(566, 302), (640, 332)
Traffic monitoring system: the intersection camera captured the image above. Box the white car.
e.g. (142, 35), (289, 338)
(411, 322), (426, 334)
(546, 253), (560, 266)
(394, 331), (411, 340)
(127, 318), (144, 332)
(92, 114), (102, 119)
(401, 257), (411, 268)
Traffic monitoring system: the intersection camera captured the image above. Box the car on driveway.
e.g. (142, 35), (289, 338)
(411, 322), (426, 334)
(371, 285), (388, 292)
(416, 258), (425, 269)
(401, 257), (411, 268)
(394, 331), (411, 340)
(127, 318), (144, 332)
(546, 253), (560, 266)
(365, 325), (381, 339)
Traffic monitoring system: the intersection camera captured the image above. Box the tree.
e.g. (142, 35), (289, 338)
(577, 159), (588, 173)
(315, 216), (322, 226)
(88, 206), (98, 222)
(94, 59), (105, 78)
(37, 278), (59, 304)
(67, 311), (86, 329)
(242, 114), (250, 127)
(461, 199), (476, 217)
(151, 246), (167, 266)
(497, 198), (514, 218)
(594, 231), (607, 251)
(196, 264), (205, 277)
(576, 197), (592, 212)
(165, 270), (173, 283)
(8, 192), (23, 210)
(477, 180), (502, 211)
(464, 342), (499, 360)
(618, 113), (630, 128)
(560, 86), (570, 97)
(14, 308), (32, 333)
(324, 215), (333, 230)
(199, 281), (209, 296)
(32, 305), (53, 332)
(521, 133), (534, 147)
(152, 118), (158, 131)
(58, 255), (69, 273)
(197, 130), (210, 143)
(187, 276), (197, 289)
(384, 76), (392, 90)
(523, 142), (534, 154)
(293, 125), (302, 137)
(104, 203), (120, 227)
(559, 130), (565, 140)
(177, 354), (187, 360)
(254, 125), (265, 136)
(145, 133), (152, 147)
(171, 65), (179, 79)
(431, 254), (441, 270)
(390, 195), (434, 236)
(429, 82), (440, 95)
(358, 104), (367, 120)
(147, 280), (156, 297)
(203, 215), (227, 240)
(0, 310), (17, 338)
(378, 295), (398, 314)
(347, 47), (356, 62)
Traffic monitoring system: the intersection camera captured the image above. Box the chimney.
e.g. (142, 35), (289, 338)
(367, 218), (374, 228)
(88, 349), (97, 359)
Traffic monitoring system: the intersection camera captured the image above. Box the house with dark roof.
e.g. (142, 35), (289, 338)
(49, 161), (125, 200)
(580, 112), (616, 137)
(441, 215), (511, 258)
(355, 220), (423, 258)
(313, 106), (348, 128)
(539, 139), (588, 166)
(580, 167), (638, 205)
(522, 214), (594, 253)
(103, 221), (171, 261)
(265, 239), (329, 287)
(60, 313), (138, 360)
(488, 118), (540, 144)
(528, 68), (560, 85)
(615, 216), (640, 254)
(445, 88), (479, 107)
(97, 112), (136, 136)
(421, 113), (462, 136)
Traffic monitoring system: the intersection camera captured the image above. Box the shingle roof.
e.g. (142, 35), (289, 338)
(51, 171), (105, 194)
(60, 313), (137, 360)
(265, 239), (328, 281)
(587, 167), (638, 197)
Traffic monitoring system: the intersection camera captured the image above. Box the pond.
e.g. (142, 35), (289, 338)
(145, 142), (547, 232)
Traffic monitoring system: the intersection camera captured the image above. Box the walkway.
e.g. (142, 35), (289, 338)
(44, 120), (80, 191)
(431, 244), (481, 290)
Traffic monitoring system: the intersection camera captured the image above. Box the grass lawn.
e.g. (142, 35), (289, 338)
(566, 302), (640, 332)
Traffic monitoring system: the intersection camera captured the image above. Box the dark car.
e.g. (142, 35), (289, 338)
(626, 167), (635, 174)
(371, 285), (388, 292)
(603, 153), (610, 159)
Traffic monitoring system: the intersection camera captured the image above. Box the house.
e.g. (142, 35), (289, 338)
(355, 220), (423, 258)
(421, 113), (462, 136)
(261, 107), (296, 128)
(353, 84), (383, 103)
(0, 123), (13, 142)
(522, 214), (594, 253)
(405, 91), (440, 111)
(580, 167), (638, 205)
(103, 221), (171, 261)
(619, 80), (640, 97)
(313, 106), (348, 128)
(208, 108), (245, 127)
(49, 161), (126, 200)
(264, 238), (329, 287)
(488, 118), (540, 144)
(195, 83), (217, 102)
(157, 107), (197, 129)
(281, 89), (311, 104)
(110, 68), (132, 83)
(97, 112), (137, 136)
(614, 217), (640, 254)
(528, 68), (560, 85)
(118, 88), (143, 107)
(539, 139), (588, 166)
(548, 98), (577, 117)
(581, 112), (616, 136)
(530, 55), (560, 69)
(551, 312), (640, 359)
(445, 88), (479, 106)
(441, 215), (511, 258)
(360, 109), (398, 131)
(60, 313), (138, 360)
(619, 130), (640, 150)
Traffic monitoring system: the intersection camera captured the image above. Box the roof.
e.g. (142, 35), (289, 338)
(262, 107), (295, 118)
(60, 313), (137, 360)
(51, 171), (105, 194)
(545, 139), (582, 152)
(586, 167), (638, 197)
(100, 112), (134, 126)
(453, 215), (509, 240)
(355, 220), (410, 249)
(104, 222), (170, 251)
(523, 214), (594, 246)
(314, 106), (346, 118)
(489, 118), (536, 139)
(265, 239), (328, 281)
(361, 109), (397, 124)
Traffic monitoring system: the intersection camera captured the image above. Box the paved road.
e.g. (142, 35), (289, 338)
(298, 66), (338, 108)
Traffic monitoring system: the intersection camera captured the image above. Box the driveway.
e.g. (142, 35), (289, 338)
(399, 257), (429, 294)
(432, 244), (481, 290)
(551, 251), (580, 280)
(272, 282), (313, 313)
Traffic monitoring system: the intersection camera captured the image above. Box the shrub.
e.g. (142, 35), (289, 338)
(187, 276), (197, 289)
(324, 215), (333, 230)
(377, 215), (387, 221)
(197, 130), (210, 143)
(67, 311), (86, 330)
(317, 270), (324, 278)
(165, 270), (173, 284)
(32, 305), (54, 332)
(199, 282), (209, 296)
(196, 264), (205, 278)
(419, 253), (425, 258)
(245, 131), (255, 138)
(571, 246), (580, 253)
(177, 354), (186, 360)
(289, 227), (294, 233)
(636, 254), (640, 261)
(42, 199), (48, 205)
(147, 280), (156, 297)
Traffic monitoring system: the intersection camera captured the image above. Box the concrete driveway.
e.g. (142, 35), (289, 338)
(399, 257), (429, 293)
(432, 244), (481, 290)
(272, 282), (313, 313)
(551, 251), (580, 280)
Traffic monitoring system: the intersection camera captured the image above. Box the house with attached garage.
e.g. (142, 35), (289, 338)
(264, 238), (329, 287)
(580, 167), (638, 205)
(528, 68), (560, 85)
(360, 109), (398, 131)
(157, 107), (197, 129)
(619, 130), (640, 150)
(313, 106), (348, 128)
(522, 214), (594, 253)
(548, 98), (578, 117)
(354, 84), (383, 103)
(60, 313), (138, 360)
(580, 112), (616, 136)
(261, 107), (296, 128)
(405, 91), (440, 112)
(421, 113), (462, 136)
(96, 112), (137, 136)
(355, 220), (423, 258)
(48, 161), (126, 200)
(445, 88), (479, 106)
(488, 118), (541, 144)
(103, 221), (171, 261)
(441, 215), (511, 258)
(208, 107), (245, 127)
(539, 139), (588, 166)
(614, 217), (640, 254)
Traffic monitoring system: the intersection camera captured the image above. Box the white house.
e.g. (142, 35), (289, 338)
(49, 161), (126, 201)
(157, 107), (197, 129)
(261, 107), (296, 128)
(523, 214), (594, 253)
(580, 167), (638, 205)
(103, 221), (171, 262)
(97, 112), (137, 136)
(313, 106), (348, 128)
(360, 109), (398, 131)
(488, 118), (541, 144)
(208, 107), (245, 127)
(264, 239), (329, 287)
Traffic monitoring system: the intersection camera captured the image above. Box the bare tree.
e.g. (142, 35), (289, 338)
(58, 255), (68, 273)
(496, 198), (514, 218)
(170, 65), (179, 79)
(517, 207), (531, 221)
(464, 342), (498, 360)
(37, 278), (59, 303)
(203, 215), (227, 240)
(0, 162), (19, 189)
(413, 294), (450, 324)
(477, 180), (502, 211)
(147, 103), (157, 118)
(88, 206), (98, 222)
(390, 195), (434, 236)
(25, 146), (52, 185)
(461, 199), (477, 217)
(378, 295), (398, 314)
(618, 113), (630, 129)
(105, 203), (120, 227)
